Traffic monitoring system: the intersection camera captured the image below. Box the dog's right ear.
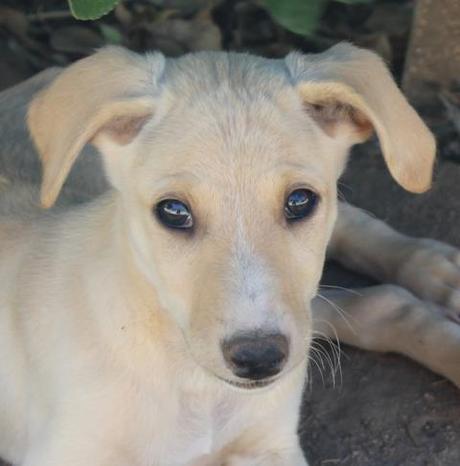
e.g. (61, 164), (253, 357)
(28, 46), (165, 208)
(285, 43), (436, 194)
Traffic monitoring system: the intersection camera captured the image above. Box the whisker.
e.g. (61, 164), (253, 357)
(311, 319), (347, 387)
(311, 335), (343, 388)
(319, 284), (363, 297)
(316, 292), (357, 336)
(310, 344), (336, 388)
(307, 353), (326, 387)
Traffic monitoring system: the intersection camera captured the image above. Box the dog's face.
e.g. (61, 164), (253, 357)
(28, 45), (435, 388)
(116, 88), (342, 386)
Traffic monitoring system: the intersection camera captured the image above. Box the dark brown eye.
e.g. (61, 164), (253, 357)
(284, 189), (319, 221)
(156, 199), (193, 229)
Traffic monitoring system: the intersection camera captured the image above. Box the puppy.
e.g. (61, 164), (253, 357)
(1, 42), (456, 466)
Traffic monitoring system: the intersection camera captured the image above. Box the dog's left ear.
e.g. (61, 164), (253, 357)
(28, 46), (165, 208)
(285, 43), (436, 193)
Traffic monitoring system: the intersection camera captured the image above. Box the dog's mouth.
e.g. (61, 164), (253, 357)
(217, 375), (278, 390)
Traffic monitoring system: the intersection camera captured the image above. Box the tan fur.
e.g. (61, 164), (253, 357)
(28, 47), (161, 207)
(286, 44), (436, 192)
(0, 43), (455, 466)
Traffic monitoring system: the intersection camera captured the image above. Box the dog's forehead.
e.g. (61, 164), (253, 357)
(135, 52), (335, 185)
(131, 53), (335, 195)
(138, 100), (331, 189)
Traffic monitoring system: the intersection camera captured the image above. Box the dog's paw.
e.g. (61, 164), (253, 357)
(396, 238), (460, 323)
(406, 298), (460, 388)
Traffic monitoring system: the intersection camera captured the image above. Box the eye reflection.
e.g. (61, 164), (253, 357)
(284, 189), (318, 221)
(156, 199), (193, 229)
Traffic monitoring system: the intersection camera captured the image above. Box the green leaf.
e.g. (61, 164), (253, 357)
(262, 0), (328, 36)
(68, 0), (119, 20)
(99, 23), (123, 44)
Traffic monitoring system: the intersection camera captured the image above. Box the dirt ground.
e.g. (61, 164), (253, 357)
(0, 1), (459, 465)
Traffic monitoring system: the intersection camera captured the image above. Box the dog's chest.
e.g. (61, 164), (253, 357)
(156, 390), (241, 465)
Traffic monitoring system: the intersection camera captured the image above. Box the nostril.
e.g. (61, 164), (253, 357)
(222, 333), (289, 381)
(230, 344), (285, 369)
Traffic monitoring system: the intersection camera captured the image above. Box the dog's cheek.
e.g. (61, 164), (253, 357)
(151, 249), (197, 329)
(121, 208), (195, 328)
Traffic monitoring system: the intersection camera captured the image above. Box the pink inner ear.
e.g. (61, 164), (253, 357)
(304, 101), (373, 141)
(100, 113), (152, 145)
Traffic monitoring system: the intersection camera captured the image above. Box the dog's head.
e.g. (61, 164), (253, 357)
(28, 44), (435, 389)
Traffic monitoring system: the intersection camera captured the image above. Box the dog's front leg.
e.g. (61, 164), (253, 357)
(313, 285), (460, 387)
(329, 202), (460, 322)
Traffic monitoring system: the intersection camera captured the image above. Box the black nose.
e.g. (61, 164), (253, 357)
(222, 333), (289, 380)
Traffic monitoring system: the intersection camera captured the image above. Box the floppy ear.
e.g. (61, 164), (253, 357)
(285, 43), (436, 193)
(28, 46), (165, 208)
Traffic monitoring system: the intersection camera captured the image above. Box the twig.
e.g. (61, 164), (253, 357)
(27, 11), (73, 22)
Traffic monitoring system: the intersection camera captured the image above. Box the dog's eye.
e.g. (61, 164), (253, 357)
(284, 189), (318, 221)
(156, 199), (193, 229)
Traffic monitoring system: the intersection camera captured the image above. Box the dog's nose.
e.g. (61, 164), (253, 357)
(222, 333), (289, 380)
